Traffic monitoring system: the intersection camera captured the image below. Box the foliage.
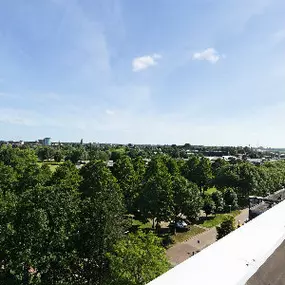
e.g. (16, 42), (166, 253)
(50, 161), (82, 190)
(205, 187), (217, 195)
(65, 147), (86, 164)
(203, 196), (216, 217)
(200, 211), (240, 228)
(2, 144), (285, 284)
(78, 160), (126, 284)
(211, 190), (225, 213)
(216, 216), (236, 240)
(182, 155), (212, 189)
(172, 175), (203, 220)
(53, 150), (63, 162)
(139, 157), (174, 227)
(107, 231), (170, 285)
(223, 188), (238, 211)
(37, 146), (54, 161)
(112, 156), (139, 213)
(0, 184), (81, 284)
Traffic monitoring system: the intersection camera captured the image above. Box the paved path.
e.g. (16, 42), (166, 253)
(167, 209), (249, 265)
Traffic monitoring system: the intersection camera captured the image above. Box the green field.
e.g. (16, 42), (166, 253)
(38, 162), (62, 172)
(131, 219), (152, 229)
(200, 210), (241, 228)
(172, 225), (205, 243)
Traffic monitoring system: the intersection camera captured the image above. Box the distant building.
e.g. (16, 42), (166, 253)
(42, 137), (51, 146)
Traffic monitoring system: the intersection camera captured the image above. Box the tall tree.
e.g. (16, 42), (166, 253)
(37, 146), (54, 161)
(182, 155), (212, 190)
(112, 156), (138, 213)
(203, 196), (216, 217)
(132, 156), (146, 183)
(211, 190), (225, 213)
(50, 161), (82, 190)
(163, 156), (179, 176)
(223, 188), (238, 212)
(53, 150), (63, 162)
(78, 161), (126, 285)
(140, 156), (174, 227)
(172, 175), (202, 221)
(0, 162), (16, 196)
(0, 184), (81, 284)
(107, 231), (170, 285)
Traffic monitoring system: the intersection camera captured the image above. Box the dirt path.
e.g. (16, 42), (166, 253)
(167, 209), (249, 266)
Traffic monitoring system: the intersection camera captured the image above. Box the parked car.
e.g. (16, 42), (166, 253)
(169, 220), (188, 231)
(175, 220), (188, 229)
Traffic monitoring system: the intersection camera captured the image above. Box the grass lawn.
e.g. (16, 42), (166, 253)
(205, 187), (217, 195)
(172, 225), (205, 243)
(200, 210), (241, 228)
(131, 219), (152, 229)
(38, 162), (61, 172)
(48, 164), (58, 172)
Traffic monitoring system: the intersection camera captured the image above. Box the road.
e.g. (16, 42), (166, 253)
(167, 209), (249, 266)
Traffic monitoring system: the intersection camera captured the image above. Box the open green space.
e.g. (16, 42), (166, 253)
(199, 210), (241, 228)
(37, 161), (62, 172)
(172, 225), (205, 243)
(131, 219), (152, 229)
(205, 187), (217, 195)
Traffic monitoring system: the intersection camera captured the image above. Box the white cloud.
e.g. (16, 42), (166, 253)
(132, 53), (162, 72)
(272, 29), (285, 44)
(105, 109), (115, 115)
(192, 48), (221, 64)
(0, 108), (39, 126)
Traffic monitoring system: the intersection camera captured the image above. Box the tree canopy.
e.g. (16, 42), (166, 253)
(107, 231), (170, 285)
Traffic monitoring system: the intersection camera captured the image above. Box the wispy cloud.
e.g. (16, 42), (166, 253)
(192, 48), (221, 64)
(0, 108), (39, 126)
(105, 109), (115, 115)
(272, 29), (285, 44)
(52, 0), (111, 79)
(132, 53), (162, 72)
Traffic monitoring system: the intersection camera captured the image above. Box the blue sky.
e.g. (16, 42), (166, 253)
(0, 0), (284, 146)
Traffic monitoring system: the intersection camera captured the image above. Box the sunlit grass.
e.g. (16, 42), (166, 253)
(200, 210), (241, 228)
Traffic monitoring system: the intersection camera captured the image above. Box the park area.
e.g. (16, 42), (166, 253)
(130, 207), (242, 249)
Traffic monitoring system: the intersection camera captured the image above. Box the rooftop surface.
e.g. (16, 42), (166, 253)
(148, 199), (285, 285)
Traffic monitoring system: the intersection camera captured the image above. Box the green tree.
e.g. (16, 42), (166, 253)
(78, 161), (126, 285)
(203, 196), (216, 217)
(107, 231), (170, 285)
(132, 156), (146, 183)
(212, 158), (229, 176)
(163, 156), (179, 176)
(172, 175), (202, 221)
(88, 149), (110, 161)
(182, 155), (212, 190)
(216, 216), (235, 240)
(223, 188), (238, 212)
(0, 162), (17, 196)
(213, 164), (240, 190)
(0, 146), (43, 193)
(37, 146), (54, 161)
(66, 148), (86, 164)
(112, 156), (138, 213)
(50, 161), (82, 190)
(0, 184), (81, 284)
(53, 150), (63, 162)
(139, 157), (174, 227)
(211, 190), (225, 213)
